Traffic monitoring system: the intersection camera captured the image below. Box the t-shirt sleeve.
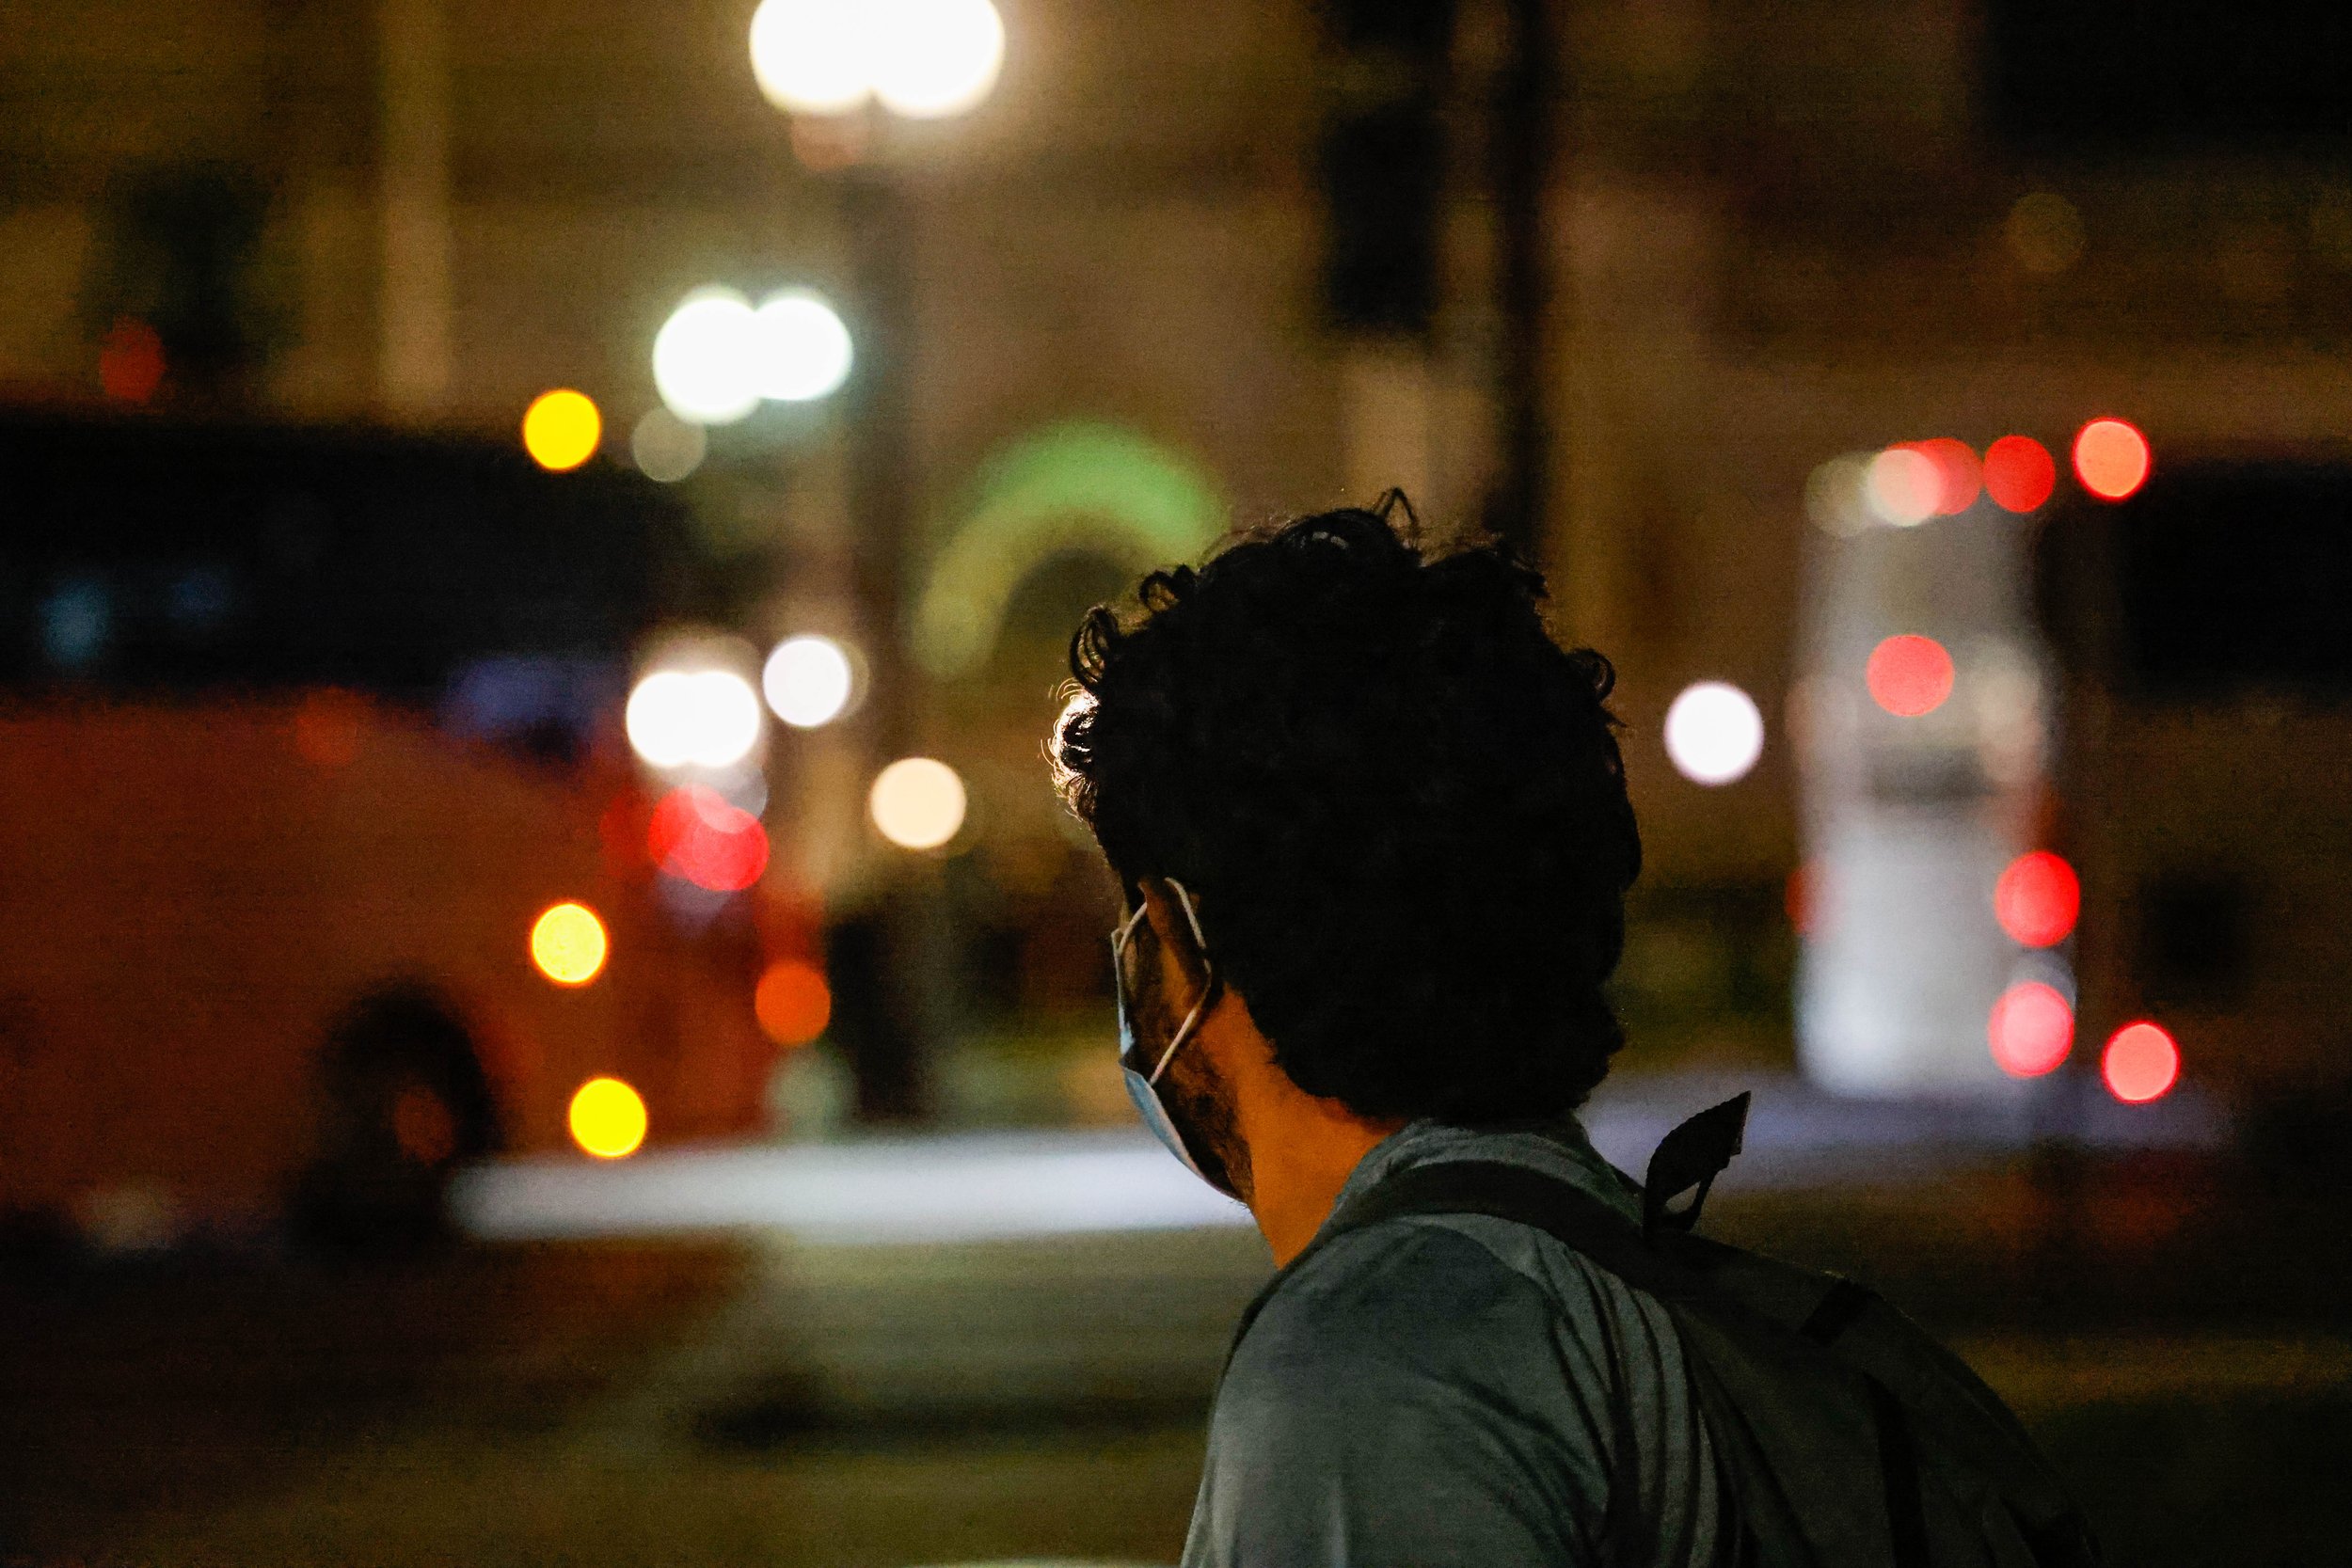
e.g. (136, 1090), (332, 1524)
(1182, 1221), (1620, 1568)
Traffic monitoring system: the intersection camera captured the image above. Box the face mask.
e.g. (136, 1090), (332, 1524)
(1112, 879), (1224, 1188)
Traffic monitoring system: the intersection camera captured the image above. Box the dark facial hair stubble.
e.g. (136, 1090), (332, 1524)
(1134, 924), (1253, 1203)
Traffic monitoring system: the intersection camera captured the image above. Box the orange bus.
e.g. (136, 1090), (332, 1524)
(0, 411), (771, 1250)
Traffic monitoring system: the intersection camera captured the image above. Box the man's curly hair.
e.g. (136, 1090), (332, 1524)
(1053, 499), (1642, 1125)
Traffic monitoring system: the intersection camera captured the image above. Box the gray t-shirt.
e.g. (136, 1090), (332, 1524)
(1181, 1117), (1725, 1568)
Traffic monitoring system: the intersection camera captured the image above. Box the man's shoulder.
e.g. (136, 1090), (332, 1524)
(1232, 1213), (1593, 1390)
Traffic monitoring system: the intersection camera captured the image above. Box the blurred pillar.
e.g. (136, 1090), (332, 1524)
(1484, 0), (1557, 565)
(835, 165), (943, 1124)
(376, 0), (453, 415)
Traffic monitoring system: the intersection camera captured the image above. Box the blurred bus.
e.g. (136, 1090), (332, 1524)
(0, 410), (771, 1250)
(2039, 453), (2352, 1140)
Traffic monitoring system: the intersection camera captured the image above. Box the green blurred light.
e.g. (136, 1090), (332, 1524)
(914, 421), (1225, 678)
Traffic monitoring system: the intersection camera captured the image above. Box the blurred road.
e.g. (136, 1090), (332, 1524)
(7, 1081), (2348, 1568)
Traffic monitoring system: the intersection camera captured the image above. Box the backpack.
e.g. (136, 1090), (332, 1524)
(1228, 1093), (2104, 1568)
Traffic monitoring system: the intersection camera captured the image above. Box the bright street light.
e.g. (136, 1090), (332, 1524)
(625, 668), (765, 769)
(871, 0), (1004, 118)
(748, 0), (1003, 120)
(651, 288), (761, 425)
(752, 291), (854, 402)
(749, 0), (874, 115)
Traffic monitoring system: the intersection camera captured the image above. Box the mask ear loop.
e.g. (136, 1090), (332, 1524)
(1144, 879), (1218, 1086)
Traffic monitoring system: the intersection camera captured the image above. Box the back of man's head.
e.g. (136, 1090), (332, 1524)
(1054, 499), (1641, 1126)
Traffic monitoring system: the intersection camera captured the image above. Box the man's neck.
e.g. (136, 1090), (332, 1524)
(1207, 1010), (1402, 1266)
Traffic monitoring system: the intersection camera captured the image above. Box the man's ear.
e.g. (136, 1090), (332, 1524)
(1136, 877), (1212, 990)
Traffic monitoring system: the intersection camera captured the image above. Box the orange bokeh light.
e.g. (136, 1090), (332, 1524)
(1866, 634), (1955, 717)
(531, 901), (610, 986)
(1994, 850), (2080, 948)
(2072, 418), (2150, 501)
(567, 1076), (647, 1159)
(2103, 1022), (2180, 1103)
(1982, 436), (2057, 513)
(1988, 981), (2073, 1078)
(521, 388), (602, 472)
(755, 958), (833, 1047)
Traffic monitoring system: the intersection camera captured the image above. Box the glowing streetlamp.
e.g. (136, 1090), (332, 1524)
(749, 0), (1004, 121)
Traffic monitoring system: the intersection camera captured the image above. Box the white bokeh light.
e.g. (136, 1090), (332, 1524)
(749, 0), (875, 114)
(1663, 681), (1765, 785)
(626, 668), (765, 769)
(763, 634), (857, 728)
(752, 291), (854, 402)
(871, 0), (1005, 118)
(869, 756), (966, 849)
(652, 289), (761, 425)
(1866, 446), (1941, 528)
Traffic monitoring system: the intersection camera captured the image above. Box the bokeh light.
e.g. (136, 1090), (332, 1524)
(652, 288), (761, 424)
(531, 902), (610, 986)
(1804, 453), (1874, 538)
(1914, 438), (1981, 515)
(1866, 446), (1942, 527)
(1982, 435), (2057, 513)
(2103, 1022), (2181, 1103)
(2073, 418), (2151, 501)
(520, 388), (601, 471)
(870, 756), (967, 849)
(630, 406), (707, 483)
(1866, 634), (1955, 717)
(1988, 980), (2074, 1078)
(870, 0), (1006, 118)
(763, 634), (856, 727)
(755, 958), (833, 1046)
(1662, 681), (1765, 785)
(625, 668), (764, 769)
(749, 0), (1004, 119)
(1994, 850), (2080, 947)
(752, 291), (854, 402)
(749, 0), (875, 114)
(567, 1076), (648, 1159)
(648, 784), (771, 892)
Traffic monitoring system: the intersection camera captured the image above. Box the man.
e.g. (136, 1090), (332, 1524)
(1053, 499), (1725, 1567)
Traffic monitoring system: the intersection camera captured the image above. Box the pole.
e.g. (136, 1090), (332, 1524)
(1487, 0), (1557, 567)
(834, 161), (937, 1124)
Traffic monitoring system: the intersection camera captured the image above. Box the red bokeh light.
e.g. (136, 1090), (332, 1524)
(648, 784), (770, 893)
(98, 316), (166, 404)
(1988, 981), (2073, 1078)
(1982, 436), (2057, 513)
(2103, 1021), (2180, 1103)
(1911, 438), (1981, 515)
(2072, 418), (2151, 501)
(1994, 850), (2080, 947)
(1866, 635), (1955, 717)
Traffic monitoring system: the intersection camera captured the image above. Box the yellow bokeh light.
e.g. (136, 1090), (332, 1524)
(568, 1076), (647, 1159)
(531, 901), (610, 986)
(521, 388), (602, 471)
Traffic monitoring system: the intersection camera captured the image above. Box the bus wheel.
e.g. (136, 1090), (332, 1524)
(291, 987), (501, 1254)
